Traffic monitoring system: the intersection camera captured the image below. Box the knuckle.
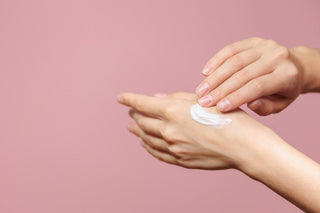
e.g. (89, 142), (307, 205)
(141, 134), (150, 144)
(136, 118), (146, 130)
(137, 128), (146, 138)
(275, 46), (289, 59)
(226, 44), (237, 54)
(162, 101), (181, 118)
(205, 75), (216, 86)
(265, 39), (277, 47)
(230, 91), (244, 103)
(251, 80), (264, 94)
(140, 132), (149, 141)
(160, 125), (180, 143)
(211, 53), (222, 64)
(250, 37), (263, 44)
(229, 54), (244, 68)
(134, 99), (144, 111)
(168, 145), (186, 158)
(236, 69), (251, 80)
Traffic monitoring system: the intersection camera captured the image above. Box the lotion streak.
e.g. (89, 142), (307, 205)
(190, 104), (232, 127)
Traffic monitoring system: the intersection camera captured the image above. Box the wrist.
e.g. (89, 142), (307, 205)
(236, 131), (320, 212)
(234, 127), (286, 180)
(290, 46), (320, 93)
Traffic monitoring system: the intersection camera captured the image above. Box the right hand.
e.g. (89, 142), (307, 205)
(196, 37), (307, 116)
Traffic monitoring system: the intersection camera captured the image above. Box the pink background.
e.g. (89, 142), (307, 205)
(0, 0), (319, 212)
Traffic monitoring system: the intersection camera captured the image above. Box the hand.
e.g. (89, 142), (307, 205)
(118, 92), (320, 212)
(196, 37), (306, 115)
(117, 92), (281, 171)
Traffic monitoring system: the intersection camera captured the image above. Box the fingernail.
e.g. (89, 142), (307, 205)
(127, 123), (134, 132)
(198, 94), (213, 106)
(154, 93), (167, 98)
(117, 95), (123, 103)
(196, 82), (210, 97)
(217, 99), (231, 111)
(202, 64), (213, 75)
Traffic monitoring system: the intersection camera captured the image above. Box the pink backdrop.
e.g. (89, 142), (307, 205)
(0, 0), (319, 212)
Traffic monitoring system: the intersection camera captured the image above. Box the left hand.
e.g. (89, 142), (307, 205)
(117, 92), (281, 171)
(118, 92), (320, 213)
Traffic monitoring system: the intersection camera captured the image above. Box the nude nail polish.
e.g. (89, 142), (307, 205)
(196, 82), (210, 97)
(198, 94), (213, 106)
(202, 64), (213, 75)
(127, 123), (134, 132)
(217, 99), (231, 111)
(117, 95), (123, 103)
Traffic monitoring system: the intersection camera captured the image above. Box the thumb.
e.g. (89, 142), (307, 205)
(247, 96), (292, 116)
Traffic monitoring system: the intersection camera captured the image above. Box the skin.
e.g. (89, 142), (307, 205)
(196, 37), (320, 115)
(118, 92), (320, 212)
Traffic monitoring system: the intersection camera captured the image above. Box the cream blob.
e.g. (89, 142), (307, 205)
(190, 104), (232, 127)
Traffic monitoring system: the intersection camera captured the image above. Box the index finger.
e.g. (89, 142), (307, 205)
(202, 37), (262, 76)
(118, 92), (168, 117)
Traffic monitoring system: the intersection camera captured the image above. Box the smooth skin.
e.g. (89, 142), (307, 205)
(118, 92), (320, 213)
(196, 37), (320, 115)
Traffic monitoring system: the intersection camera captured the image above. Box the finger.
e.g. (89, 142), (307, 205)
(216, 73), (284, 112)
(201, 37), (262, 76)
(197, 48), (262, 98)
(127, 122), (141, 137)
(128, 123), (170, 153)
(118, 93), (168, 117)
(202, 57), (277, 107)
(166, 92), (197, 101)
(154, 93), (167, 98)
(141, 141), (178, 165)
(129, 109), (163, 137)
(154, 92), (196, 101)
(247, 96), (292, 116)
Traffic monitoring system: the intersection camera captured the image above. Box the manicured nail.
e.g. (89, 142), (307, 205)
(202, 64), (213, 75)
(198, 94), (213, 106)
(196, 82), (210, 97)
(154, 93), (167, 98)
(217, 99), (231, 111)
(127, 123), (135, 132)
(117, 95), (123, 103)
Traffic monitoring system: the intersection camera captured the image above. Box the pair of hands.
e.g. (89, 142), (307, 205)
(118, 38), (320, 212)
(118, 37), (317, 171)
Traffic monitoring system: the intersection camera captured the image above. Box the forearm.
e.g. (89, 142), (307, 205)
(241, 136), (320, 212)
(291, 46), (320, 93)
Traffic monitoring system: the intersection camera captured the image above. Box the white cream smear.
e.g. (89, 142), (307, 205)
(190, 104), (232, 127)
